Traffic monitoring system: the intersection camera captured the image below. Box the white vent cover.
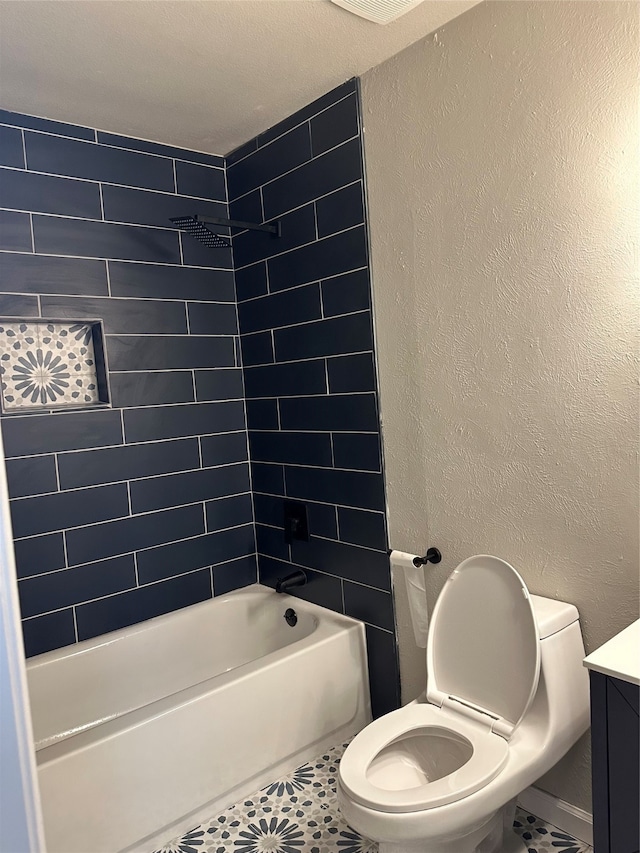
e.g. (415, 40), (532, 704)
(330, 0), (427, 24)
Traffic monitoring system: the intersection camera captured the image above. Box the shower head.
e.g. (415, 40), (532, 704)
(170, 216), (231, 249)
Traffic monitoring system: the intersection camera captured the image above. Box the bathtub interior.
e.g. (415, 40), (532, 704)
(27, 584), (318, 750)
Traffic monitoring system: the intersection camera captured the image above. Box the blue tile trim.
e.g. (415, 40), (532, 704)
(96, 131), (224, 167)
(0, 110), (95, 141)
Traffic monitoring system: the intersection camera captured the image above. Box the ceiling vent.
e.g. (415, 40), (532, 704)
(330, 0), (427, 24)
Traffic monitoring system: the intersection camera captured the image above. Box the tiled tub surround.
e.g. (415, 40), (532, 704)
(227, 80), (399, 718)
(27, 586), (370, 853)
(0, 110), (257, 655)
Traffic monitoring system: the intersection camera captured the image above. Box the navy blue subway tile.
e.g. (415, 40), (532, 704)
(285, 465), (385, 511)
(75, 568), (212, 641)
(291, 536), (390, 591)
(235, 262), (268, 302)
(327, 353), (376, 394)
(262, 138), (363, 222)
(241, 330), (274, 367)
(109, 371), (195, 408)
(253, 494), (337, 539)
(187, 302), (238, 335)
(33, 215), (181, 264)
(40, 296), (187, 335)
(96, 132), (224, 168)
(124, 400), (245, 443)
(0, 126), (25, 168)
(310, 93), (359, 157)
(0, 210), (32, 252)
(25, 132), (174, 191)
(175, 160), (226, 201)
(321, 268), (369, 317)
(238, 283), (321, 335)
(229, 189), (263, 229)
(180, 235), (233, 270)
(0, 294), (39, 316)
(5, 455), (58, 498)
(225, 138), (258, 167)
(227, 124), (312, 201)
(366, 625), (400, 718)
(250, 431), (333, 467)
(233, 204), (316, 269)
(256, 523), (288, 561)
(343, 582), (394, 632)
(102, 183), (227, 230)
(279, 393), (378, 433)
(130, 463), (250, 513)
(213, 554), (257, 595)
(22, 609), (76, 658)
(200, 432), (248, 467)
(0, 168), (102, 219)
(1, 409), (123, 457)
(338, 507), (387, 551)
(66, 503), (204, 566)
(246, 399), (279, 430)
(13, 533), (66, 579)
(274, 311), (372, 362)
(1, 110), (94, 141)
(10, 482), (129, 538)
(333, 433), (381, 471)
(244, 360), (326, 399)
(108, 260), (234, 302)
(137, 523), (255, 585)
(0, 253), (108, 296)
(253, 493), (284, 528)
(252, 462), (284, 496)
(205, 494), (253, 532)
(58, 438), (200, 489)
(256, 80), (357, 148)
(316, 183), (364, 241)
(259, 556), (344, 612)
(19, 555), (137, 618)
(268, 226), (367, 292)
(106, 334), (235, 371)
(194, 368), (244, 401)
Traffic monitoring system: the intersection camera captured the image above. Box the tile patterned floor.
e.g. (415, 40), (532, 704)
(152, 742), (592, 853)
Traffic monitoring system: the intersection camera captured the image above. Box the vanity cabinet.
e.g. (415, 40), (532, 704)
(586, 620), (640, 853)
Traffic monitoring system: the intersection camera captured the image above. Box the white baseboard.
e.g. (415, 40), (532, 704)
(518, 786), (593, 846)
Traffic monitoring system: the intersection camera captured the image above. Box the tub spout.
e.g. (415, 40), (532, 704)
(275, 570), (307, 594)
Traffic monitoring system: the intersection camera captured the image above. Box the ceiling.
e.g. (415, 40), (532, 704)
(0, 0), (479, 156)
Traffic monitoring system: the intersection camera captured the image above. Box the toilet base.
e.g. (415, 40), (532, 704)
(377, 799), (527, 853)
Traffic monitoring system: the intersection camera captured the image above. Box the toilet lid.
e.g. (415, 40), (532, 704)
(426, 555), (540, 739)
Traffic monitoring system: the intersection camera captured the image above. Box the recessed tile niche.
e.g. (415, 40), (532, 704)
(0, 319), (110, 413)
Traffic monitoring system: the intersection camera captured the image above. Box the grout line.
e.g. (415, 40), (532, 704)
(184, 301), (191, 333)
(104, 259), (112, 296)
(9, 459), (251, 502)
(28, 213), (35, 253)
(334, 506), (340, 539)
(178, 230), (185, 266)
(329, 433), (335, 467)
(0, 248), (232, 273)
(53, 454), (61, 491)
(238, 263), (367, 303)
(36, 294), (42, 318)
(203, 501), (208, 533)
(264, 260), (271, 295)
(226, 90), (356, 169)
(61, 531), (69, 568)
(18, 520), (256, 584)
(133, 551), (139, 586)
(340, 578), (346, 614)
(98, 183), (105, 220)
(20, 129), (28, 169)
(126, 481), (133, 516)
(313, 200), (319, 241)
(323, 358), (329, 393)
(210, 566), (215, 598)
(172, 159), (178, 195)
(197, 436), (203, 468)
(71, 606), (79, 642)
(275, 398), (281, 431)
(0, 289), (235, 307)
(119, 408), (126, 443)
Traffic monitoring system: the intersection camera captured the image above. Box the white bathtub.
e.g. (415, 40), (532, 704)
(26, 584), (371, 853)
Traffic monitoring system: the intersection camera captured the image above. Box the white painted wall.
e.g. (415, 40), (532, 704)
(361, 0), (639, 812)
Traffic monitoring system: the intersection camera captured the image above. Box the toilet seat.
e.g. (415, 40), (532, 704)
(339, 703), (509, 813)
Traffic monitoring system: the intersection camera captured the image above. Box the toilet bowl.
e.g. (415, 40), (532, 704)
(337, 555), (590, 853)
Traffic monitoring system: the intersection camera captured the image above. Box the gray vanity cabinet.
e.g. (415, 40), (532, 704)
(590, 672), (640, 853)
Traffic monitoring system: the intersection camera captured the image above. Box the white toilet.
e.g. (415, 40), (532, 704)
(337, 555), (590, 853)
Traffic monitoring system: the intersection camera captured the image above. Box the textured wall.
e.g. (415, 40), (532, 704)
(361, 1), (639, 812)
(227, 81), (400, 719)
(0, 112), (256, 656)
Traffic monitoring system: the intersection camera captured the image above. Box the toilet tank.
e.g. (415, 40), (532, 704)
(530, 594), (579, 639)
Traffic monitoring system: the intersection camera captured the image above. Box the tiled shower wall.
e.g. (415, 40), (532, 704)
(228, 80), (400, 717)
(0, 111), (256, 657)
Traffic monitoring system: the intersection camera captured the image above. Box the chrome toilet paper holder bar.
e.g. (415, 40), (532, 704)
(387, 547), (442, 567)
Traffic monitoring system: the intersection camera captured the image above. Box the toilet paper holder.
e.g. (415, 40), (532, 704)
(412, 547), (442, 567)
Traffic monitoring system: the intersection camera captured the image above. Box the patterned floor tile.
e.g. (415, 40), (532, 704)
(152, 742), (591, 853)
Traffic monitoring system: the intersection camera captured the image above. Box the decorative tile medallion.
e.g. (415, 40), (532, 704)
(0, 319), (107, 412)
(151, 742), (592, 853)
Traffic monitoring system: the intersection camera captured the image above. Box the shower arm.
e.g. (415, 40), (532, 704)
(196, 215), (281, 238)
